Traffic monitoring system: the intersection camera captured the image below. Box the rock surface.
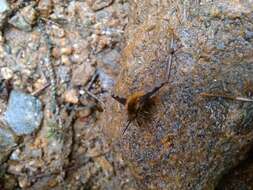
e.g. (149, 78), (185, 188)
(0, 0), (9, 13)
(8, 4), (37, 32)
(103, 1), (253, 189)
(0, 0), (132, 189)
(216, 149), (253, 190)
(4, 90), (43, 135)
(0, 0), (10, 29)
(87, 0), (114, 11)
(0, 122), (17, 163)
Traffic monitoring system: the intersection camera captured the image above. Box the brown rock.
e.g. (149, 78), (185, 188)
(102, 1), (253, 189)
(20, 5), (37, 25)
(37, 0), (53, 18)
(33, 78), (47, 92)
(77, 108), (92, 118)
(1, 67), (13, 80)
(60, 46), (73, 55)
(71, 63), (95, 86)
(94, 156), (113, 175)
(18, 176), (30, 188)
(52, 47), (61, 58)
(61, 55), (72, 65)
(64, 89), (79, 104)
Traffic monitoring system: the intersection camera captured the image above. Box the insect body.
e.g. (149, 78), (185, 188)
(112, 35), (178, 134)
(112, 81), (169, 134)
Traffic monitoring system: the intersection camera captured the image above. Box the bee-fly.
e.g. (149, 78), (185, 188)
(112, 35), (177, 134)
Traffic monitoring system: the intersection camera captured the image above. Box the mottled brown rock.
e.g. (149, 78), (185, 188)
(37, 0), (52, 18)
(71, 63), (95, 86)
(86, 0), (114, 11)
(102, 0), (253, 189)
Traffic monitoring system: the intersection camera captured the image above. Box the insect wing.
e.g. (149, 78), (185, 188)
(140, 81), (168, 103)
(111, 94), (127, 105)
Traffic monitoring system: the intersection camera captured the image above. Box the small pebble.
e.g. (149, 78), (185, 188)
(72, 63), (95, 86)
(37, 0), (53, 18)
(94, 156), (113, 176)
(77, 108), (92, 118)
(33, 78), (47, 92)
(18, 176), (30, 188)
(10, 148), (21, 161)
(4, 90), (43, 135)
(9, 13), (32, 32)
(60, 46), (73, 55)
(52, 47), (61, 58)
(97, 49), (120, 69)
(70, 53), (82, 64)
(64, 89), (79, 104)
(51, 25), (65, 38)
(0, 0), (9, 13)
(57, 66), (71, 83)
(9, 5), (37, 32)
(8, 164), (23, 174)
(0, 126), (17, 163)
(1, 67), (13, 80)
(61, 55), (72, 65)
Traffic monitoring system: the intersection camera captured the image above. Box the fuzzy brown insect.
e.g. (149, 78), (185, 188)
(112, 35), (178, 134)
(112, 81), (169, 134)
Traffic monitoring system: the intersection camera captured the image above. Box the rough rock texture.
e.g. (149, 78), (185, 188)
(0, 0), (10, 29)
(0, 122), (17, 163)
(4, 90), (43, 135)
(216, 149), (253, 190)
(87, 0), (114, 11)
(0, 0), (132, 189)
(103, 0), (253, 189)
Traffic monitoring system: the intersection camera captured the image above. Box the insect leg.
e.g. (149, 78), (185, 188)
(200, 92), (253, 102)
(166, 35), (174, 80)
(122, 113), (139, 135)
(122, 119), (132, 135)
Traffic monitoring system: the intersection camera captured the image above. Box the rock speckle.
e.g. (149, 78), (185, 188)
(4, 90), (43, 135)
(103, 0), (253, 189)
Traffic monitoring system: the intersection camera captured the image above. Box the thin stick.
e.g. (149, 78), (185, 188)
(200, 92), (253, 102)
(31, 83), (50, 96)
(166, 35), (174, 80)
(86, 71), (98, 90)
(84, 88), (105, 108)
